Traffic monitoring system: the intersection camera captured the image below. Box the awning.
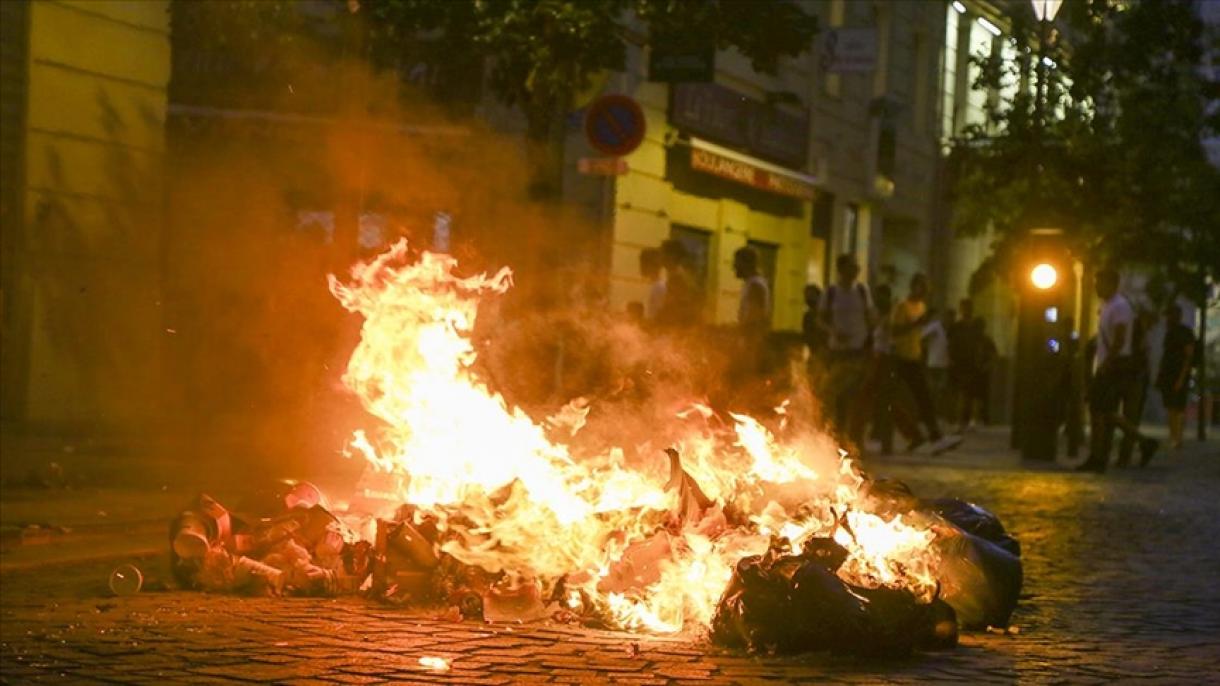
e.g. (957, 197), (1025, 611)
(688, 137), (817, 201)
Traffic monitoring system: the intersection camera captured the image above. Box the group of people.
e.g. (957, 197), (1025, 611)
(633, 244), (1200, 469)
(1072, 268), (1198, 473)
(802, 254), (992, 456)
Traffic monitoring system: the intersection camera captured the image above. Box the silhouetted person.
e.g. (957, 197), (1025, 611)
(1079, 268), (1158, 472)
(890, 273), (961, 454)
(923, 307), (952, 420)
(862, 284), (920, 455)
(818, 254), (875, 447)
(1157, 302), (1196, 450)
(656, 239), (702, 328)
(639, 248), (665, 321)
(948, 298), (981, 430)
(734, 247), (770, 334)
(802, 284), (827, 360)
(1117, 307), (1155, 466)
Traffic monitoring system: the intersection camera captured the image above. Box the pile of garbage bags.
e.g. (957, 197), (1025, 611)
(709, 489), (1023, 656)
(167, 466), (1021, 658)
(711, 537), (959, 657)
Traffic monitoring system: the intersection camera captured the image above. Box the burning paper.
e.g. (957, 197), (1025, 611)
(329, 240), (944, 633)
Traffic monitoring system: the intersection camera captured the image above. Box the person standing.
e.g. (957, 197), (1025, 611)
(1117, 308), (1155, 466)
(734, 247), (771, 334)
(638, 248), (666, 322)
(923, 308), (953, 421)
(889, 273), (961, 454)
(1157, 302), (1197, 450)
(1078, 268), (1158, 472)
(655, 239), (702, 328)
(818, 254), (875, 447)
(948, 298), (981, 431)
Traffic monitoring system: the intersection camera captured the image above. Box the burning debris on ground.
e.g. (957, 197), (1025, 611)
(160, 241), (1023, 658)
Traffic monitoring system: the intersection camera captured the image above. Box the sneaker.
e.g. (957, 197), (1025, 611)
(1138, 438), (1159, 467)
(930, 434), (963, 455)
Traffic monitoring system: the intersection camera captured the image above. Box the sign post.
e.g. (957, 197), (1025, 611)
(583, 95), (646, 158)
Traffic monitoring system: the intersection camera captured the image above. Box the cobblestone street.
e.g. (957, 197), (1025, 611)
(3, 430), (1219, 684)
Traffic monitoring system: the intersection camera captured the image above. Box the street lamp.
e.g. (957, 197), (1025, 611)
(1030, 263), (1058, 290)
(1030, 0), (1063, 22)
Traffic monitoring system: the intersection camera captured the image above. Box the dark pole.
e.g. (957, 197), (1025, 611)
(1200, 279), (1210, 441)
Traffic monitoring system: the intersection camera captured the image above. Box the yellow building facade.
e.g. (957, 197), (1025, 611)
(1, 0), (170, 432)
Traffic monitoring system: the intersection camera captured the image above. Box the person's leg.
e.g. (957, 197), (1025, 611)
(895, 359), (942, 441)
(1168, 409), (1183, 448)
(1117, 370), (1147, 465)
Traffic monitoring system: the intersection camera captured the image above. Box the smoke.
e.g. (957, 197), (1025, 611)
(157, 29), (824, 494)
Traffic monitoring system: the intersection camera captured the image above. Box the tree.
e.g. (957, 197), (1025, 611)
(948, 0), (1220, 303)
(362, 0), (818, 196)
(171, 0), (819, 198)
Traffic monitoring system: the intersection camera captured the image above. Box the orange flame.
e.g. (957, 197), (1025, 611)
(330, 241), (939, 633)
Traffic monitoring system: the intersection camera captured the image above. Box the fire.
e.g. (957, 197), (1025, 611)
(329, 240), (939, 633)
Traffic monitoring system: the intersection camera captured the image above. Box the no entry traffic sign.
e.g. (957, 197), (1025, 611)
(583, 94), (646, 157)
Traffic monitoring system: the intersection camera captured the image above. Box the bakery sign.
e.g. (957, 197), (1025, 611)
(689, 138), (816, 201)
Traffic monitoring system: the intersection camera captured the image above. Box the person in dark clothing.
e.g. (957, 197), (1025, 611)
(889, 273), (961, 454)
(802, 285), (827, 359)
(1117, 308), (1155, 466)
(1078, 268), (1158, 473)
(948, 298), (982, 431)
(1157, 302), (1197, 450)
(1058, 317), (1085, 458)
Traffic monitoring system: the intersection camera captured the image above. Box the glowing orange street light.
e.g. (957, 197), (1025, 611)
(1030, 263), (1058, 290)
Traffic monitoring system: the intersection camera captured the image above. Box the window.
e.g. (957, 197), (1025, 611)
(941, 5), (960, 138)
(963, 19), (996, 129)
(843, 203), (860, 256)
(669, 224), (712, 291)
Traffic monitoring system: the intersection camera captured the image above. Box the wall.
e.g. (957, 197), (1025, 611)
(8, 0), (170, 433)
(594, 44), (815, 331)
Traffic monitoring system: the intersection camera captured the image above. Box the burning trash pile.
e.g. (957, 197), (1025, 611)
(167, 241), (1022, 657)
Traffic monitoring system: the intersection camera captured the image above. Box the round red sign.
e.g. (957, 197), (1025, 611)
(583, 94), (646, 157)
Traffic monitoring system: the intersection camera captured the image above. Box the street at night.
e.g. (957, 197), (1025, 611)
(3, 430), (1219, 684)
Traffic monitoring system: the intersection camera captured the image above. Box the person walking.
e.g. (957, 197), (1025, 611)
(890, 273), (961, 454)
(734, 247), (771, 334)
(818, 254), (875, 447)
(1078, 268), (1158, 472)
(862, 284), (920, 455)
(1157, 302), (1197, 451)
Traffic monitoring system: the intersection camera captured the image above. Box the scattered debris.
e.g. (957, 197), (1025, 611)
(418, 656), (450, 671)
(108, 564), (144, 596)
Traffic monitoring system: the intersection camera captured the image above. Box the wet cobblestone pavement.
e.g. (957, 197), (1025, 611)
(3, 430), (1219, 684)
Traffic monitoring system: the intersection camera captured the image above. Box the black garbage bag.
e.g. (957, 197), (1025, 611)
(711, 537), (953, 656)
(932, 525), (1023, 629)
(787, 561), (870, 651)
(710, 553), (804, 652)
(927, 498), (1021, 556)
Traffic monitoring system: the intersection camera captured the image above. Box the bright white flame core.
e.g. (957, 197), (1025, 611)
(330, 241), (939, 632)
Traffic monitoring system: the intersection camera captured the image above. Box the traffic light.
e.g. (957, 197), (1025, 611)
(1012, 230), (1073, 460)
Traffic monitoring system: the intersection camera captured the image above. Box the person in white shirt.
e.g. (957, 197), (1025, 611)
(818, 254), (875, 448)
(1079, 268), (1158, 472)
(922, 308), (952, 421)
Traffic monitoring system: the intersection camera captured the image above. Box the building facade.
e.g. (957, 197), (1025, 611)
(1, 0), (170, 433)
